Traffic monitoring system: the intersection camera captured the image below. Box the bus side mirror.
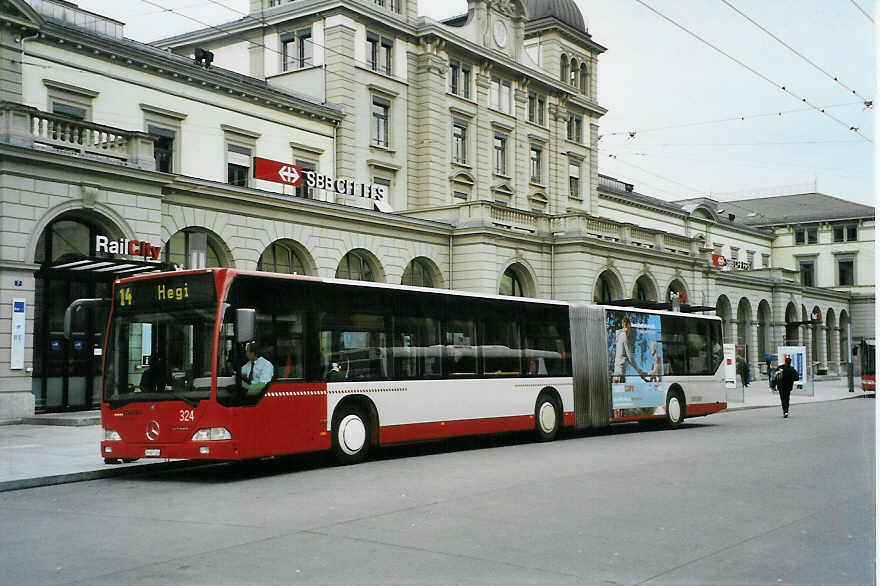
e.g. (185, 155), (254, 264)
(64, 298), (109, 339)
(235, 308), (256, 343)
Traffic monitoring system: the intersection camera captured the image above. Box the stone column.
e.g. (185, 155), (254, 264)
(727, 319), (738, 348)
(831, 327), (842, 375)
(816, 325), (828, 373)
(804, 325), (813, 374)
(748, 320), (760, 382)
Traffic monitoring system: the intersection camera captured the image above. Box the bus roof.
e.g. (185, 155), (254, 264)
(116, 268), (720, 319)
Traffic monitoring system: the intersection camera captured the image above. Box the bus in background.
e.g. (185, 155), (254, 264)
(859, 339), (875, 393)
(75, 269), (726, 465)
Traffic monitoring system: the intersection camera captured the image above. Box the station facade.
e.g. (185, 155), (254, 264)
(0, 0), (871, 417)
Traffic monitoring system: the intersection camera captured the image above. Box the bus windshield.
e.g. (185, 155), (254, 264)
(103, 308), (217, 407)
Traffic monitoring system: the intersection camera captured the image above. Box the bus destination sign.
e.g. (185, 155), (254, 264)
(113, 273), (216, 314)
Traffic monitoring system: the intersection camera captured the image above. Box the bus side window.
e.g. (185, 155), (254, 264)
(522, 306), (570, 377)
(661, 316), (687, 376)
(443, 319), (477, 376)
(274, 312), (304, 379)
(481, 302), (521, 376)
(392, 315), (440, 379)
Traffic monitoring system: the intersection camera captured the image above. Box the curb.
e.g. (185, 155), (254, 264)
(0, 459), (219, 493)
(724, 393), (871, 412)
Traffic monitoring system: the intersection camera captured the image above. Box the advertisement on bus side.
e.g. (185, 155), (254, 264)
(606, 310), (664, 416)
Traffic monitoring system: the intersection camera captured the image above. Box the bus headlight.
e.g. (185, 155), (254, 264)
(191, 427), (232, 441)
(104, 429), (121, 441)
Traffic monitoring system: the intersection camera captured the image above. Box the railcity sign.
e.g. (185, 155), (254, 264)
(95, 235), (162, 261)
(252, 156), (392, 212)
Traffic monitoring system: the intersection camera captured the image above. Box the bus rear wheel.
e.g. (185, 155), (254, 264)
(534, 393), (561, 442)
(332, 404), (371, 465)
(665, 390), (685, 429)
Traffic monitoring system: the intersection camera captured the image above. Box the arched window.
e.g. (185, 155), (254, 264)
(35, 217), (102, 265)
(258, 241), (305, 274)
(336, 250), (375, 282)
(402, 258), (434, 287)
(569, 58), (578, 85)
(165, 228), (225, 269)
(579, 63), (588, 93)
(499, 267), (524, 297)
(560, 54), (568, 83)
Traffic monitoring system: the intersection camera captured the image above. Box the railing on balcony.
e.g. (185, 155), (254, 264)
(1, 102), (156, 170)
(665, 234), (692, 255)
(491, 205), (537, 232)
(630, 227), (656, 249)
(32, 114), (130, 161)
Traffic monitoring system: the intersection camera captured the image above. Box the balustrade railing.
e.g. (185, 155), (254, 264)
(1, 102), (155, 169)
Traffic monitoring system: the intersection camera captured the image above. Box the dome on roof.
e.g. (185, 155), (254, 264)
(523, 0), (586, 32)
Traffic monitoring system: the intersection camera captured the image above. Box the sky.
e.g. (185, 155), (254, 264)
(70, 0), (876, 206)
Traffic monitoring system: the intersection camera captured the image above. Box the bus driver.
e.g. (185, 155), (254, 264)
(241, 341), (273, 393)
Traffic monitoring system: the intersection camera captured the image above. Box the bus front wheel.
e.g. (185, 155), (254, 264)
(665, 390), (685, 429)
(534, 393), (561, 442)
(332, 404), (371, 465)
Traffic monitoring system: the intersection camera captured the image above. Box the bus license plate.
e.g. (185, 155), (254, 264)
(144, 449), (160, 457)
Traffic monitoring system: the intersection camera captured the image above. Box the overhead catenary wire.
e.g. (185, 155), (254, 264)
(631, 0), (872, 143)
(719, 0), (871, 105)
(599, 101), (863, 139)
(603, 138), (865, 147)
(602, 152), (709, 195)
(849, 0), (874, 23)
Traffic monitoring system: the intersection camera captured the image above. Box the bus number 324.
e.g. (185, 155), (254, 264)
(179, 409), (194, 422)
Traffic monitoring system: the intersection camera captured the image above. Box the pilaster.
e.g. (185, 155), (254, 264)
(407, 50), (450, 208)
(323, 23), (357, 183)
(474, 72), (491, 202)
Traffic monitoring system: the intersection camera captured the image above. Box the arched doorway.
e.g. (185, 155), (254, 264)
(757, 300), (772, 361)
(594, 270), (622, 303)
(785, 302), (799, 345)
(736, 298), (752, 347)
(825, 309), (837, 373)
(715, 295), (733, 343)
(499, 263), (534, 297)
(666, 279), (688, 304)
(33, 214), (116, 411)
(633, 274), (657, 302)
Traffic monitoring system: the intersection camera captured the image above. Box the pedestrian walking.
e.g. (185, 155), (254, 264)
(772, 356), (799, 418)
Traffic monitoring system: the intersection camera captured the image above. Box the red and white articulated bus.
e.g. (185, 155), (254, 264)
(69, 269), (726, 465)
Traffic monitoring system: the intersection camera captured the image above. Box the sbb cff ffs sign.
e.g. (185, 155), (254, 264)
(253, 157), (302, 186)
(252, 156), (392, 212)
